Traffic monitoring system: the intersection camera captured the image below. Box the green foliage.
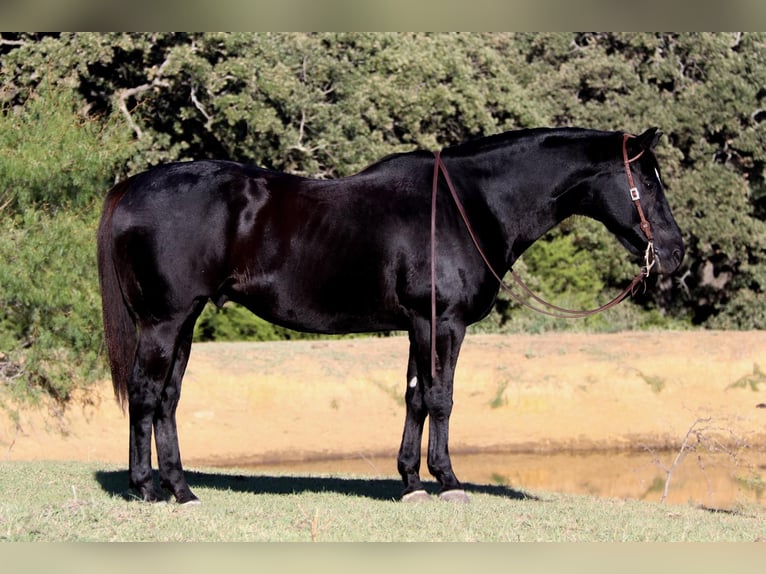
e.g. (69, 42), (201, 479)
(0, 79), (133, 405)
(0, 80), (131, 211)
(636, 371), (667, 394)
(1, 32), (766, 403)
(522, 232), (605, 302)
(194, 303), (325, 342)
(726, 364), (766, 392)
(0, 207), (106, 403)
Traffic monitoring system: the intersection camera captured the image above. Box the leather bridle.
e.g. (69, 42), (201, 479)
(428, 133), (657, 378)
(622, 133), (657, 275)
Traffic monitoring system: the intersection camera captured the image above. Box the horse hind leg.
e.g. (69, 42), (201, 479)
(127, 306), (202, 503)
(153, 303), (206, 505)
(127, 324), (174, 502)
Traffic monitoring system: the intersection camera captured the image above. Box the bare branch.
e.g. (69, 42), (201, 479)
(297, 109), (306, 146)
(0, 36), (26, 47)
(660, 417), (712, 504)
(288, 109), (325, 157)
(675, 269), (691, 299)
(190, 84), (213, 130)
(115, 55), (172, 139)
(0, 189), (12, 213)
(116, 90), (147, 139)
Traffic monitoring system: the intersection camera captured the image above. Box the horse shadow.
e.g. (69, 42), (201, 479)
(93, 468), (537, 502)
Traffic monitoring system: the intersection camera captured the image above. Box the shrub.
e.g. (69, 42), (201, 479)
(0, 82), (132, 405)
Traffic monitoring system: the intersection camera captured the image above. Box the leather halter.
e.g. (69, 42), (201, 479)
(428, 134), (656, 378)
(622, 133), (657, 275)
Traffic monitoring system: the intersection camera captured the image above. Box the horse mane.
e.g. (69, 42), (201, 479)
(351, 128), (622, 178)
(445, 127), (615, 156)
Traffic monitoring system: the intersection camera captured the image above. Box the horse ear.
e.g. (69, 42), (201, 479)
(626, 127), (663, 158)
(637, 127), (663, 150)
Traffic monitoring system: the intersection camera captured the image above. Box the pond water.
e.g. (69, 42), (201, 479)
(213, 449), (766, 509)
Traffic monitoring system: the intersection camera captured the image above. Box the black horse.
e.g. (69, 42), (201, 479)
(97, 127), (684, 504)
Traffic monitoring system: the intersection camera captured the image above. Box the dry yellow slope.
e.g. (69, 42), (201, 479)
(2, 331), (765, 467)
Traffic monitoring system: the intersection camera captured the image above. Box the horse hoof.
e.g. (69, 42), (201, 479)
(439, 489), (470, 503)
(401, 489), (432, 503)
(179, 498), (202, 507)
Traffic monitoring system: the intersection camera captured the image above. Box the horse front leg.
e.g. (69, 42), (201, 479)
(423, 321), (469, 502)
(397, 338), (430, 502)
(398, 318), (469, 502)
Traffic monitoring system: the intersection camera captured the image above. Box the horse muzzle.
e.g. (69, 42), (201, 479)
(652, 243), (684, 275)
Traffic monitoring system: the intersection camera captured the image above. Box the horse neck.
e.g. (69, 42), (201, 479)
(448, 140), (598, 266)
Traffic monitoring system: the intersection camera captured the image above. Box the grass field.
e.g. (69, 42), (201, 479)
(3, 332), (766, 542)
(1, 460), (765, 542)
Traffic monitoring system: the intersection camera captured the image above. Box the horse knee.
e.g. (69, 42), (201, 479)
(424, 387), (453, 420)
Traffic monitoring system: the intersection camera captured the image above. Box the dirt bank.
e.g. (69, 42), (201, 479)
(2, 331), (765, 468)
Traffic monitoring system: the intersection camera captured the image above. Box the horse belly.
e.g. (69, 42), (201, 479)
(223, 177), (415, 334)
(232, 272), (399, 334)
(227, 245), (404, 334)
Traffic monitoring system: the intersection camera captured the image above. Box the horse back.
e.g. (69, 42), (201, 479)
(106, 159), (441, 333)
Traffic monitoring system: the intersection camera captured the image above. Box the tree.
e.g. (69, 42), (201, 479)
(511, 32), (766, 327)
(0, 80), (133, 402)
(1, 33), (765, 404)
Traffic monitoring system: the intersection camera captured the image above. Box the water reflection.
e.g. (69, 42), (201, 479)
(206, 450), (766, 508)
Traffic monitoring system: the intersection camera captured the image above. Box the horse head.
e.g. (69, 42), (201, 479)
(587, 127), (685, 276)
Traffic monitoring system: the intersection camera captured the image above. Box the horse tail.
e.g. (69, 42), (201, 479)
(96, 178), (135, 412)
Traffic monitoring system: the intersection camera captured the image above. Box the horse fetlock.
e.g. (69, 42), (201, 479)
(169, 486), (199, 505)
(133, 484), (165, 503)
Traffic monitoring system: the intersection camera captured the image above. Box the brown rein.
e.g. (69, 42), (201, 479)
(429, 134), (655, 378)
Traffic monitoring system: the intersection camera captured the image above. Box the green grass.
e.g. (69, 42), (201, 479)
(489, 380), (509, 408)
(635, 370), (667, 394)
(1, 461), (764, 542)
(727, 363), (766, 392)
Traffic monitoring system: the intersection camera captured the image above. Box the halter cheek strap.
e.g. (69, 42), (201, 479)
(622, 133), (656, 274)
